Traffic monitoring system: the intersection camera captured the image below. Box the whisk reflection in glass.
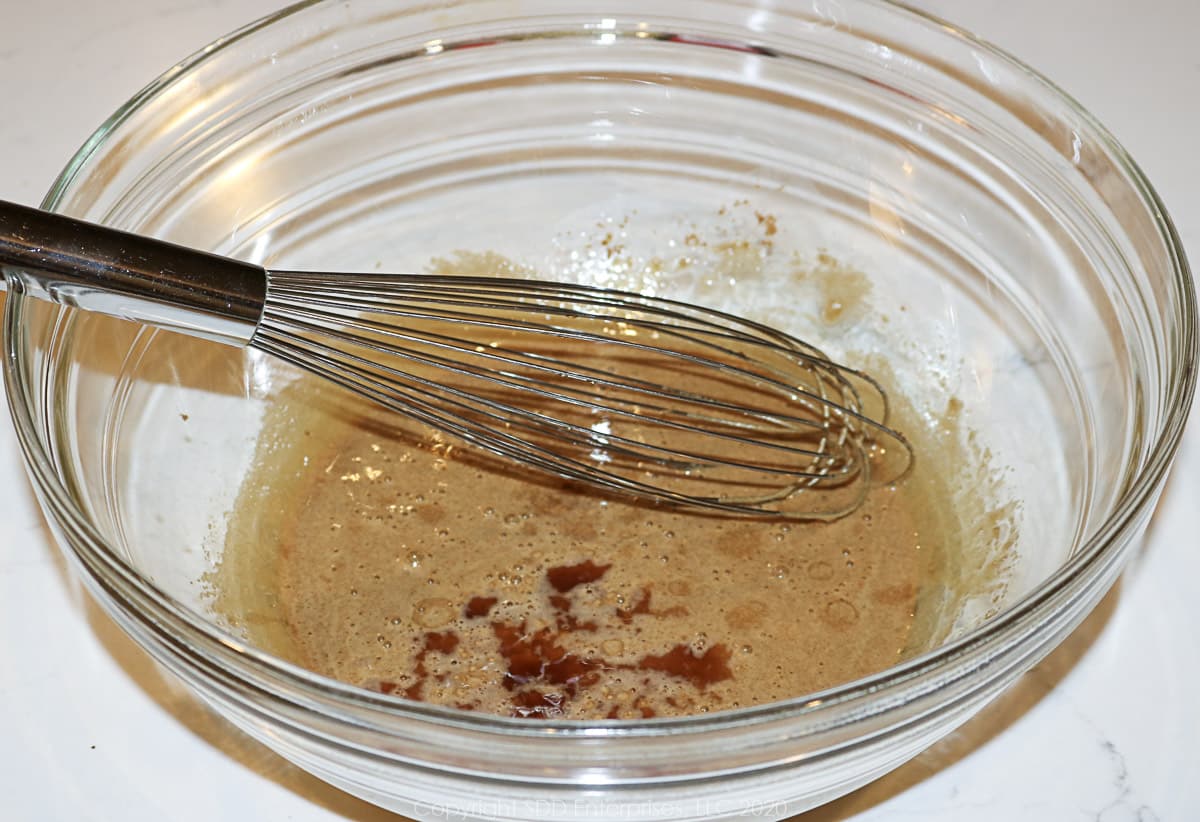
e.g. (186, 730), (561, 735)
(1, 200), (911, 518)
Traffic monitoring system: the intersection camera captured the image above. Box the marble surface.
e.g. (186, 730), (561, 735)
(1, 1), (1196, 819)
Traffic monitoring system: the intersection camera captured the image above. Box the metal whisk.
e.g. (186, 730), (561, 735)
(1, 200), (911, 519)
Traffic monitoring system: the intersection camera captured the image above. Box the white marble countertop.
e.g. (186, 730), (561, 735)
(1, 1), (1197, 819)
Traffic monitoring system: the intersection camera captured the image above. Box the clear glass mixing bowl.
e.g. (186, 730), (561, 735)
(4, 0), (1195, 818)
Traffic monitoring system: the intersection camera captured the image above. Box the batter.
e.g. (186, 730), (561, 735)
(214, 374), (953, 719)
(211, 211), (983, 720)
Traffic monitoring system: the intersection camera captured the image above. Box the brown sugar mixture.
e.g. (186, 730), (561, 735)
(215, 376), (950, 719)
(212, 208), (981, 720)
(297, 426), (923, 719)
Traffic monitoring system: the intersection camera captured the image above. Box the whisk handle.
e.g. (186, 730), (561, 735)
(0, 199), (265, 346)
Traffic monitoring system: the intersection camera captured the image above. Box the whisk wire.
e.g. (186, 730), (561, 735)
(268, 299), (849, 442)
(257, 271), (911, 518)
(255, 315), (846, 478)
(252, 332), (793, 516)
(270, 273), (895, 429)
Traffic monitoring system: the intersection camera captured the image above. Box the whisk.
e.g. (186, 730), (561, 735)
(0, 200), (911, 519)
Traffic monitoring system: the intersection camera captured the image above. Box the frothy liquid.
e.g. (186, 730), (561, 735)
(213, 217), (981, 720)
(216, 381), (941, 719)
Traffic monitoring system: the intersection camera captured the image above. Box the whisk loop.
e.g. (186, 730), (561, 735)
(0, 200), (911, 519)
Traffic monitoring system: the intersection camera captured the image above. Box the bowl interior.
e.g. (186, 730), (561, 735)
(14, 0), (1173, 706)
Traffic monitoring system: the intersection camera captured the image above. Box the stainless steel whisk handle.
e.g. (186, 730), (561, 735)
(0, 199), (266, 345)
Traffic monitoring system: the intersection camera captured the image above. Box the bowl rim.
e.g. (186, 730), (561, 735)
(5, 0), (1196, 739)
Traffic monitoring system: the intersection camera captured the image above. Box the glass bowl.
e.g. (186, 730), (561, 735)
(3, 0), (1194, 818)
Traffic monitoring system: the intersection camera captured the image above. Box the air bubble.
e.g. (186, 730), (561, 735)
(601, 639), (625, 656)
(807, 561), (834, 581)
(823, 598), (859, 628)
(413, 597), (456, 628)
